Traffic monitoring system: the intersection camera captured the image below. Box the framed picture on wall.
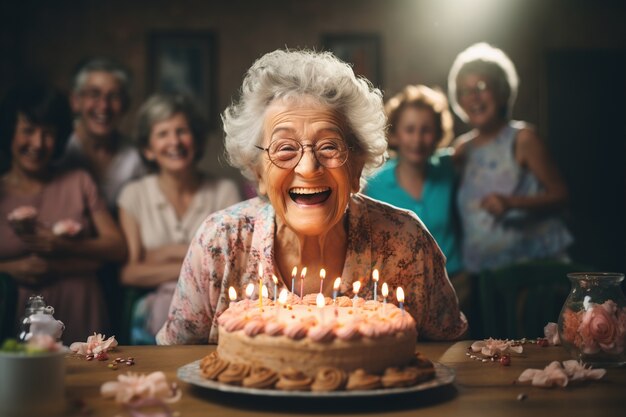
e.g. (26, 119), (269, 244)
(322, 34), (382, 88)
(148, 31), (217, 126)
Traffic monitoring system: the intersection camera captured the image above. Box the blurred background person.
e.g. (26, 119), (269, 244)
(0, 83), (126, 343)
(59, 58), (145, 212)
(448, 42), (573, 274)
(364, 84), (467, 310)
(118, 94), (241, 344)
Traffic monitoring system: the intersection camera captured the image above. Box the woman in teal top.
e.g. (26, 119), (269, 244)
(365, 85), (463, 278)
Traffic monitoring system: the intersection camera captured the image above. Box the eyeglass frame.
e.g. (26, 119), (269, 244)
(255, 138), (352, 169)
(457, 80), (490, 98)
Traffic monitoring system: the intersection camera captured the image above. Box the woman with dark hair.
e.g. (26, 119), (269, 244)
(0, 84), (126, 343)
(118, 94), (241, 344)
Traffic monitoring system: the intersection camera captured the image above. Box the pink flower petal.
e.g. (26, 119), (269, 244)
(544, 322), (561, 345)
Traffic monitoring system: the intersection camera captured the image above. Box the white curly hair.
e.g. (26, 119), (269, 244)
(222, 49), (387, 188)
(447, 42), (519, 123)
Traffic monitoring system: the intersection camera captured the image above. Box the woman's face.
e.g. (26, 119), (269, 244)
(11, 114), (56, 176)
(390, 106), (439, 166)
(144, 112), (196, 173)
(257, 98), (363, 236)
(457, 73), (504, 129)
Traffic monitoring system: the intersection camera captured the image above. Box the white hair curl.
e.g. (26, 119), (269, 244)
(222, 49), (387, 186)
(447, 42), (519, 123)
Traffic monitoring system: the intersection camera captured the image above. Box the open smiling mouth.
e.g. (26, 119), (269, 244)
(288, 187), (332, 205)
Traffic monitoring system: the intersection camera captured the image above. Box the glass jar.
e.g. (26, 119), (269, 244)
(558, 272), (626, 367)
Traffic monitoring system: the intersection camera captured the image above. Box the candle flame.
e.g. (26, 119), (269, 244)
(333, 277), (341, 290)
(352, 281), (361, 295)
(372, 269), (379, 282)
(245, 283), (255, 298)
(382, 282), (389, 297)
(396, 287), (404, 303)
(320, 268), (326, 280)
(291, 266), (298, 278)
(278, 288), (289, 305)
(228, 286), (237, 301)
(316, 293), (325, 309)
(272, 274), (278, 284)
(258, 263), (263, 278)
(262, 284), (268, 298)
(300, 267), (307, 279)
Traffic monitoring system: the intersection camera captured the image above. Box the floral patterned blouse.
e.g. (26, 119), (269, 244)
(156, 194), (467, 344)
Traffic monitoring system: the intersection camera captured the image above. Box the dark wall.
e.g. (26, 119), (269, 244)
(1, 0), (624, 270)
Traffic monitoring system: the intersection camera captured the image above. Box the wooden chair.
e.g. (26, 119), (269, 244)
(478, 260), (594, 339)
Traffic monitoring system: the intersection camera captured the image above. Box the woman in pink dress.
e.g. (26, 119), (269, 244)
(0, 84), (127, 343)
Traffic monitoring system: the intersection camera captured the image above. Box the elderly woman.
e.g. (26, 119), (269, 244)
(118, 94), (241, 343)
(448, 43), (573, 273)
(156, 50), (467, 345)
(0, 83), (126, 343)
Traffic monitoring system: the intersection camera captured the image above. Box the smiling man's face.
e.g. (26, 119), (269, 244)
(257, 97), (362, 237)
(72, 71), (126, 139)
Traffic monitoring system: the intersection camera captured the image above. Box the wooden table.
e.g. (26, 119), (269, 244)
(61, 342), (625, 417)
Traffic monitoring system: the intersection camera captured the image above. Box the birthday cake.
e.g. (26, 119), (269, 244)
(199, 294), (434, 391)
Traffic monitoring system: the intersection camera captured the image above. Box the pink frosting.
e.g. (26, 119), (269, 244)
(352, 297), (365, 308)
(336, 322), (362, 341)
(301, 294), (332, 306)
(388, 310), (416, 332)
(358, 321), (380, 339)
(264, 321), (285, 336)
(375, 320), (393, 336)
(335, 296), (352, 307)
(362, 300), (381, 311)
(222, 315), (249, 332)
(284, 321), (310, 340)
(285, 293), (302, 305)
(227, 300), (255, 312)
(308, 324), (336, 342)
(301, 294), (319, 305)
(8, 205), (38, 221)
(243, 319), (266, 337)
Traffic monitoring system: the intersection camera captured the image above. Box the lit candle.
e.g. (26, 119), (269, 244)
(228, 286), (237, 305)
(352, 281), (361, 300)
(381, 282), (389, 316)
(278, 288), (289, 319)
(316, 292), (325, 325)
(291, 266), (297, 294)
(319, 269), (326, 293)
(245, 283), (255, 300)
(372, 269), (379, 302)
(258, 264), (264, 310)
(300, 266), (307, 297)
(333, 277), (341, 318)
(272, 275), (278, 303)
(396, 287), (405, 316)
(332, 277), (341, 303)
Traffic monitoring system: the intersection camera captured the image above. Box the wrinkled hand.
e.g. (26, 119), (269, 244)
(480, 193), (510, 217)
(9, 255), (51, 287)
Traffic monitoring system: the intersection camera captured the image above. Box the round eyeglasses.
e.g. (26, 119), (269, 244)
(255, 138), (350, 169)
(457, 80), (489, 98)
